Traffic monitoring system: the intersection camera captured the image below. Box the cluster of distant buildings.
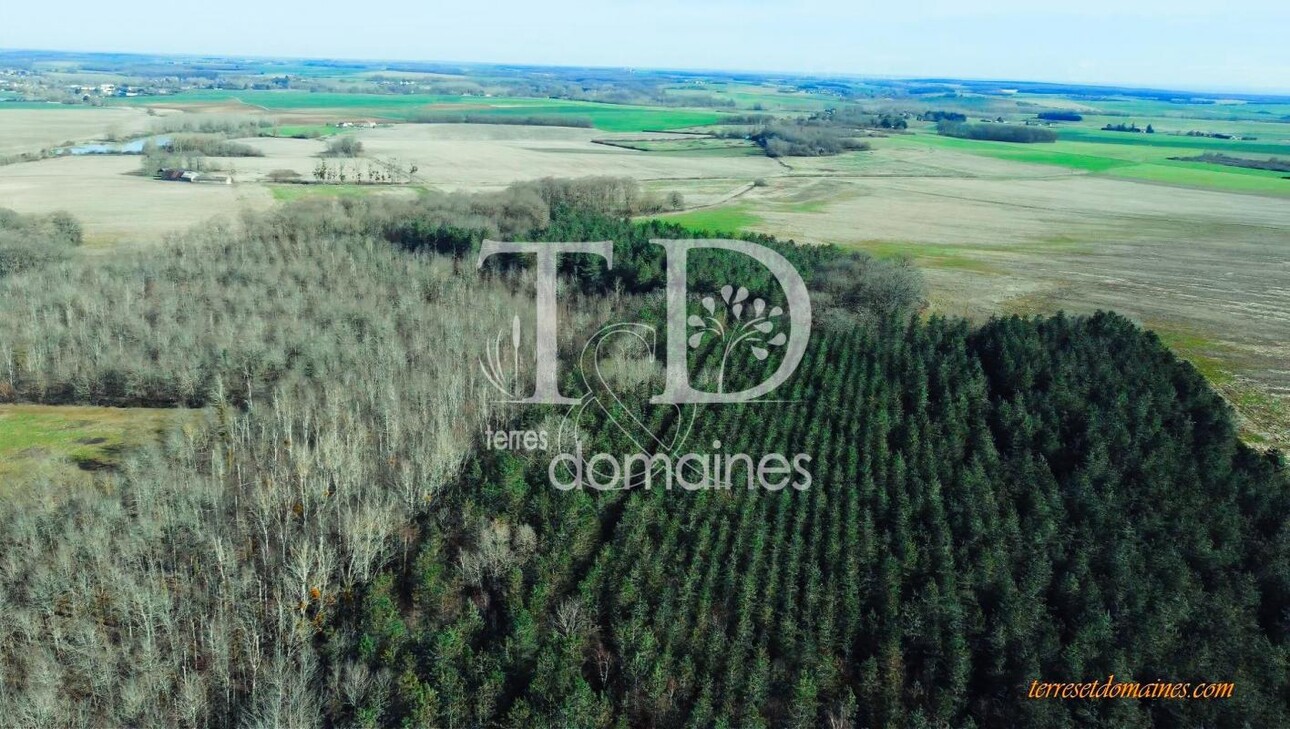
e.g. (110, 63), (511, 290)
(65, 83), (154, 98)
(0, 71), (22, 94)
(156, 168), (233, 185)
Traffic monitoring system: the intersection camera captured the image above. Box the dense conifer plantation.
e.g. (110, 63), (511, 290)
(329, 312), (1289, 728)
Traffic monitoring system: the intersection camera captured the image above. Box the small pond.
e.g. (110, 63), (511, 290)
(55, 135), (171, 155)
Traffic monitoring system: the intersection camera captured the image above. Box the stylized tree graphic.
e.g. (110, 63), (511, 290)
(688, 284), (787, 393)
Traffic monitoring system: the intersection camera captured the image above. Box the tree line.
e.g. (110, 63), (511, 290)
(937, 120), (1058, 143)
(1168, 153), (1290, 174)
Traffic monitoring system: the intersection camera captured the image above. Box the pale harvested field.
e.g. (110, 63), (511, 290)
(0, 155), (273, 245)
(0, 124), (768, 246)
(348, 124), (781, 189)
(0, 107), (158, 155)
(643, 177), (758, 208)
(215, 136), (327, 179)
(218, 129), (773, 199)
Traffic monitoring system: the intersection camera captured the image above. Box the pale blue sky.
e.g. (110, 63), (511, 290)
(2, 0), (1288, 93)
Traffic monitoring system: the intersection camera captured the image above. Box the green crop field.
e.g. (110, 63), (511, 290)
(650, 203), (762, 233)
(267, 123), (344, 138)
(892, 129), (1290, 195)
(1106, 162), (1290, 194)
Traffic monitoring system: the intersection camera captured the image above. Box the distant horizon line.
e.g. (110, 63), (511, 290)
(3, 46), (1289, 99)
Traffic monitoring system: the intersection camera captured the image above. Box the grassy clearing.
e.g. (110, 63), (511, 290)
(650, 204), (761, 233)
(0, 404), (186, 490)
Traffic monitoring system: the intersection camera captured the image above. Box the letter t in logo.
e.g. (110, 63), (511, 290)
(477, 240), (613, 404)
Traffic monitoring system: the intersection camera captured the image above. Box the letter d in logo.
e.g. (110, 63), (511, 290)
(652, 239), (811, 405)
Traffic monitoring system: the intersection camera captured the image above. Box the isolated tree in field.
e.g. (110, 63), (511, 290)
(324, 136), (363, 157)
